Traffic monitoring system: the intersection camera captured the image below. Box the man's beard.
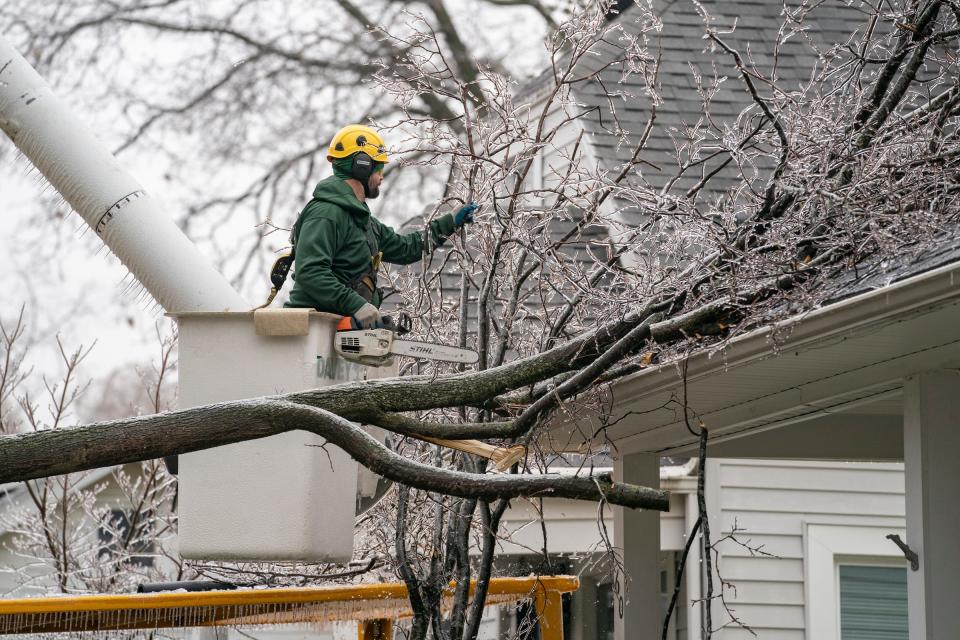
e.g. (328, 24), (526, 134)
(366, 181), (380, 199)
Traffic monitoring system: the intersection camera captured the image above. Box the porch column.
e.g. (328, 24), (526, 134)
(903, 371), (960, 640)
(684, 490), (702, 640)
(614, 453), (660, 640)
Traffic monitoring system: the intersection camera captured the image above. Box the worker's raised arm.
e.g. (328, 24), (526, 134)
(287, 212), (368, 315)
(378, 203), (478, 266)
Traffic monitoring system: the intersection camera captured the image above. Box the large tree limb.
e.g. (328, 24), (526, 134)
(0, 251), (852, 502)
(0, 400), (668, 511)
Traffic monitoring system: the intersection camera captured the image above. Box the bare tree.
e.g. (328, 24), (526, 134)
(0, 0), (567, 295)
(0, 313), (181, 596)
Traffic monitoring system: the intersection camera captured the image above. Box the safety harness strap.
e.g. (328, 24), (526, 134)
(350, 221), (383, 303)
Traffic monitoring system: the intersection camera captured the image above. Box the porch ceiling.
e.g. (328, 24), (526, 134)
(601, 262), (960, 459)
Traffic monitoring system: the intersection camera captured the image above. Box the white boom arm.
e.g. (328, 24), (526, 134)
(0, 36), (247, 312)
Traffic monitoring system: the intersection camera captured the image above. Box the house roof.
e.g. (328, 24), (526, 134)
(516, 1), (960, 325)
(393, 4), (871, 314)
(564, 0), (871, 218)
(385, 1), (959, 340)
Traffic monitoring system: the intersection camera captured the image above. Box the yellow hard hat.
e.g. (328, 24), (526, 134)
(327, 124), (389, 163)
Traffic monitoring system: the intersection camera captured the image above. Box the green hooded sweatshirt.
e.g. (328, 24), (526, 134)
(285, 176), (457, 315)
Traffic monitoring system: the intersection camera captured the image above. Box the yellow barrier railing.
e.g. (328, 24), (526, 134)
(0, 575), (579, 639)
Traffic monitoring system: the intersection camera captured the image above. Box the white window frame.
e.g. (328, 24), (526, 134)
(803, 522), (907, 640)
(525, 149), (545, 210)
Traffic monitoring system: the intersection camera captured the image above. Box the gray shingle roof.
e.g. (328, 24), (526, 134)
(784, 228), (960, 313)
(569, 0), (871, 218)
(523, 1), (960, 309)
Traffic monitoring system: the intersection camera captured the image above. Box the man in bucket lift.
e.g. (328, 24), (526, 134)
(284, 124), (477, 327)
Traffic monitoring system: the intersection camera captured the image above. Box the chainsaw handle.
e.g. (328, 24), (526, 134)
(382, 312), (411, 336)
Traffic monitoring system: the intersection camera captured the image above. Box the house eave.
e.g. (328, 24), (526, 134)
(603, 258), (960, 457)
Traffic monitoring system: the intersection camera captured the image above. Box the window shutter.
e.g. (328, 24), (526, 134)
(839, 565), (908, 640)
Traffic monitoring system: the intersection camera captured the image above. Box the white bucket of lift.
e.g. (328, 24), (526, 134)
(173, 310), (390, 562)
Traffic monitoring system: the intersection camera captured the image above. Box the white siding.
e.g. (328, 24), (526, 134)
(515, 88), (596, 210)
(711, 459), (905, 639)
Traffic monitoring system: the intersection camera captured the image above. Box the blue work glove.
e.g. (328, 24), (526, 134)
(454, 202), (478, 228)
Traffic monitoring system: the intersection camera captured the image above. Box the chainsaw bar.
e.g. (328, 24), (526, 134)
(390, 339), (479, 364)
(334, 327), (479, 367)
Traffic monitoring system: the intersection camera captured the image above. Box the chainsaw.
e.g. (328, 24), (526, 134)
(334, 312), (479, 367)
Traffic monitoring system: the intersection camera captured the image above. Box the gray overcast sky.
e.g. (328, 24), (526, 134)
(1, 163), (178, 390)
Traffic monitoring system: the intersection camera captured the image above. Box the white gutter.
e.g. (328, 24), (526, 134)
(617, 259), (960, 398)
(0, 37), (247, 312)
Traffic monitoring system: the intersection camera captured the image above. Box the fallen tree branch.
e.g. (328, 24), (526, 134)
(0, 400), (668, 511)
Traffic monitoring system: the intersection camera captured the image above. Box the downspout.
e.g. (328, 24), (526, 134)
(0, 36), (247, 312)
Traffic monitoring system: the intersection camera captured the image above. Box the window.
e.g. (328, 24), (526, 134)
(803, 523), (907, 638)
(838, 565), (907, 640)
(98, 508), (155, 567)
